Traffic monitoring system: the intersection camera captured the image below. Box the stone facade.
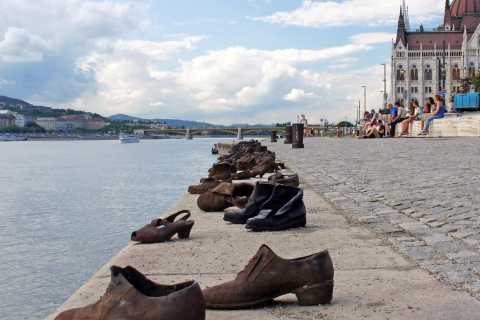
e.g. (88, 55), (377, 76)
(0, 113), (15, 128)
(392, 0), (480, 108)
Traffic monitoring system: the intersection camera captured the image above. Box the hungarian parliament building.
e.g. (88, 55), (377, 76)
(392, 0), (480, 107)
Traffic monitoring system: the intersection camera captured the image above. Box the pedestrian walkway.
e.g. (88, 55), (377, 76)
(49, 162), (480, 319)
(269, 137), (480, 301)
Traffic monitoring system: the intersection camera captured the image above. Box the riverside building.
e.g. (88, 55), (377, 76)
(392, 0), (480, 108)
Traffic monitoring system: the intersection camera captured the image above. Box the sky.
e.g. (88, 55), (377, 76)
(0, 0), (446, 124)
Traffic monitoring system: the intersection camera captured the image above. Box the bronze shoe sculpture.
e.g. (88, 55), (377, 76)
(248, 152), (276, 178)
(246, 185), (306, 232)
(224, 182), (275, 225)
(208, 162), (235, 181)
(268, 171), (300, 187)
(56, 266), (205, 320)
(203, 245), (334, 309)
(197, 182), (254, 212)
(131, 211), (194, 243)
(188, 178), (222, 195)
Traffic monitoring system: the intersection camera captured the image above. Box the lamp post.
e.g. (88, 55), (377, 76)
(381, 63), (387, 107)
(361, 85), (367, 114)
(399, 69), (406, 104)
(380, 90), (385, 108)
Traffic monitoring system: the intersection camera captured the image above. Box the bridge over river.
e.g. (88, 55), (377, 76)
(144, 127), (285, 139)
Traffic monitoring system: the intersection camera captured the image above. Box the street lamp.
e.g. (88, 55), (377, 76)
(361, 85), (367, 114)
(399, 69), (406, 104)
(381, 63), (387, 106)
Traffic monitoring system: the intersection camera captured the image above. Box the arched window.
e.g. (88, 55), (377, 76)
(452, 64), (461, 80)
(397, 65), (405, 81)
(424, 65), (432, 81)
(410, 65), (418, 81)
(469, 62), (475, 78)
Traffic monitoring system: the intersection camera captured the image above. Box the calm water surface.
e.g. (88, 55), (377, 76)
(0, 139), (220, 320)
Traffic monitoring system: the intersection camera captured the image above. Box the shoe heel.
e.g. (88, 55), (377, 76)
(178, 221), (194, 239)
(295, 281), (334, 306)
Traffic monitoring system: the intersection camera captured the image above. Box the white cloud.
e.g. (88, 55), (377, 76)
(0, 0), (150, 50)
(0, 79), (14, 87)
(255, 0), (444, 28)
(0, 0), (394, 124)
(350, 32), (395, 45)
(284, 88), (316, 102)
(0, 28), (50, 63)
(71, 32), (389, 123)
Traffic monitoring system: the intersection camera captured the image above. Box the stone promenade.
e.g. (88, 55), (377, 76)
(269, 137), (480, 299)
(49, 137), (480, 319)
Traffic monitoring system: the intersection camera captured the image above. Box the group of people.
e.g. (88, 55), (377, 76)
(360, 95), (448, 139)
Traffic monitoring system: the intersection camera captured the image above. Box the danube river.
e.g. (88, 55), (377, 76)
(0, 139), (219, 319)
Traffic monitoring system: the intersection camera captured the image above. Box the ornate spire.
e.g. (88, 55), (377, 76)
(402, 0), (410, 31)
(396, 7), (407, 46)
(444, 0), (452, 29)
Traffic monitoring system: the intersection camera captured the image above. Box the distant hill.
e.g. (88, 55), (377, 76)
(0, 96), (104, 119)
(108, 114), (144, 122)
(109, 114), (221, 129)
(108, 114), (276, 129)
(0, 96), (273, 128)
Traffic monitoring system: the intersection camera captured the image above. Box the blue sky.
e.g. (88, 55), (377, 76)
(0, 0), (445, 124)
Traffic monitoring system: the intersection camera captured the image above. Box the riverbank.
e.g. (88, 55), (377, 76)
(48, 139), (480, 319)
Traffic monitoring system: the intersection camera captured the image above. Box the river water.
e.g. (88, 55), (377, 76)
(0, 139), (219, 319)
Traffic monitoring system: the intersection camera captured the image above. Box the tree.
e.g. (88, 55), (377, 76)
(472, 74), (480, 92)
(337, 121), (354, 128)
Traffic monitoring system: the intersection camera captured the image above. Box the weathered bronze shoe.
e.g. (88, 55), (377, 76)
(268, 171), (300, 187)
(56, 266), (205, 320)
(188, 178), (222, 195)
(208, 162), (235, 181)
(131, 216), (194, 243)
(203, 245), (334, 309)
(248, 153), (276, 178)
(223, 182), (275, 224)
(246, 185), (306, 232)
(197, 182), (254, 212)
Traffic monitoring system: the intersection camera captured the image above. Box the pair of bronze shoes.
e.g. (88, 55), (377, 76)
(131, 210), (194, 244)
(55, 245), (334, 319)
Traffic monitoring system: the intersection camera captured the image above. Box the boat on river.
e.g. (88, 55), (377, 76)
(119, 133), (140, 144)
(0, 134), (28, 142)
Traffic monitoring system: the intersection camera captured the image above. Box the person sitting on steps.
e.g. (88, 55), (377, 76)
(419, 95), (447, 136)
(399, 100), (420, 137)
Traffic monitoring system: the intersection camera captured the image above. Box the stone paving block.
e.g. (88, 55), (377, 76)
(422, 233), (452, 246)
(399, 222), (432, 237)
(402, 246), (437, 261)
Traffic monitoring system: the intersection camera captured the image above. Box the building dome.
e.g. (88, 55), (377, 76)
(450, 0), (480, 17)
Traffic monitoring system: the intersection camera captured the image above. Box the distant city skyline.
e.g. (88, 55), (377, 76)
(0, 0), (446, 124)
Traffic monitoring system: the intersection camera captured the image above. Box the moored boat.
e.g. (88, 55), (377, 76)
(119, 133), (140, 143)
(0, 134), (28, 142)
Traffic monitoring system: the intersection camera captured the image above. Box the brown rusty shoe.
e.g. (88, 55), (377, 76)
(55, 266), (205, 320)
(208, 162), (235, 181)
(188, 178), (222, 195)
(197, 182), (254, 212)
(131, 218), (194, 243)
(268, 171), (300, 187)
(203, 245), (334, 309)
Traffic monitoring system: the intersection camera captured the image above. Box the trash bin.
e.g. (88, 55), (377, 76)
(284, 125), (293, 144)
(292, 123), (304, 149)
(271, 130), (278, 143)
